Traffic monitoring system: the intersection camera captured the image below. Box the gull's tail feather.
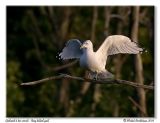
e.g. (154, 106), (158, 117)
(98, 70), (115, 80)
(87, 70), (115, 80)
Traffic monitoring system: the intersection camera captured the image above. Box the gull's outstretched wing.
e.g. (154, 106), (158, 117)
(59, 39), (83, 60)
(96, 35), (143, 67)
(96, 35), (143, 56)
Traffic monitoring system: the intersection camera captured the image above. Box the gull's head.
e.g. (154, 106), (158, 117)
(80, 40), (93, 50)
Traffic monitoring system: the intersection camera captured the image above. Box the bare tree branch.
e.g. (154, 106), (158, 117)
(20, 74), (154, 90)
(128, 96), (148, 116)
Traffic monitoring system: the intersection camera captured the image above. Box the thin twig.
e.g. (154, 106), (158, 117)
(110, 14), (124, 21)
(20, 74), (154, 90)
(20, 75), (63, 86)
(52, 60), (78, 71)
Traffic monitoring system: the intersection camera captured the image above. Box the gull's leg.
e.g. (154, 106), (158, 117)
(94, 72), (98, 80)
(88, 72), (91, 79)
(87, 71), (93, 79)
(96, 72), (98, 80)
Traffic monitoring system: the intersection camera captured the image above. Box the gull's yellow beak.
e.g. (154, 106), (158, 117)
(80, 45), (84, 49)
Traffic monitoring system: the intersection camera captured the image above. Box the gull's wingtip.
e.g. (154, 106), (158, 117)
(139, 48), (148, 54)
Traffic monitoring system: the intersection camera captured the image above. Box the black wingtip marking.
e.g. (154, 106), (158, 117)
(139, 48), (148, 54)
(142, 48), (148, 53)
(131, 40), (147, 54)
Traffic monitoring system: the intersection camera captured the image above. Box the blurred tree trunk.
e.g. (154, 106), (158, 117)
(68, 7), (99, 116)
(91, 7), (98, 42)
(59, 7), (71, 46)
(112, 7), (124, 117)
(59, 7), (72, 115)
(131, 6), (147, 117)
(104, 7), (111, 37)
(91, 7), (111, 116)
(90, 7), (100, 116)
(83, 7), (98, 98)
(113, 7), (128, 79)
(112, 7), (130, 117)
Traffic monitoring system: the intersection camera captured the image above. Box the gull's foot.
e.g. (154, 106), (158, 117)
(93, 72), (99, 80)
(87, 71), (98, 80)
(87, 71), (115, 81)
(98, 71), (115, 81)
(93, 76), (97, 80)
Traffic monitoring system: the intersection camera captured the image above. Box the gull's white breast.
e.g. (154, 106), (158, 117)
(80, 51), (105, 72)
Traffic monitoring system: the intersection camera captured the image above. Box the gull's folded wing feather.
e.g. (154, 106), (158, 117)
(59, 39), (83, 60)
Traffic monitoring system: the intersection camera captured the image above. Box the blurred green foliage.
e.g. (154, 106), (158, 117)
(7, 6), (154, 117)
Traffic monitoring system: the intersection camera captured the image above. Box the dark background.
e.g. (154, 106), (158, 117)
(7, 6), (154, 117)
